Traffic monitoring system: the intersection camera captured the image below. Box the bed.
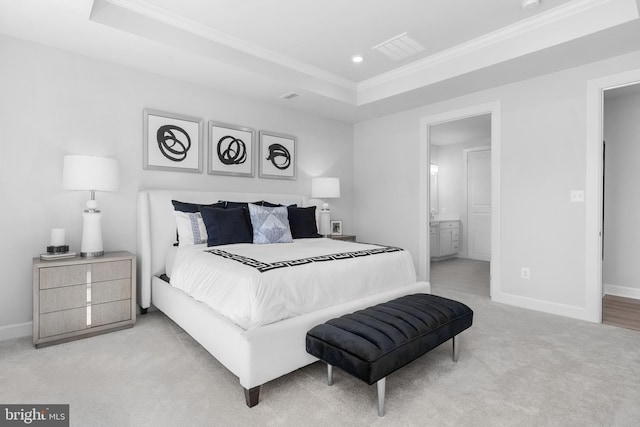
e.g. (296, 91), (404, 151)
(136, 189), (430, 407)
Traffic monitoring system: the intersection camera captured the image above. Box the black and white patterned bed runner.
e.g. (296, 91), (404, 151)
(205, 245), (404, 273)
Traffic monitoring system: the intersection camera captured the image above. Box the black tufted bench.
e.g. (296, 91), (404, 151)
(305, 293), (473, 416)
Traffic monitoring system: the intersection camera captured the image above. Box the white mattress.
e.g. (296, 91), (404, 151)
(169, 238), (417, 330)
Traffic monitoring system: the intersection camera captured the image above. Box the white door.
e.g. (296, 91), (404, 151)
(467, 149), (491, 261)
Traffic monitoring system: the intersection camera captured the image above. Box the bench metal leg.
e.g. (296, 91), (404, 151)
(377, 377), (386, 417)
(452, 335), (460, 362)
(327, 364), (333, 386)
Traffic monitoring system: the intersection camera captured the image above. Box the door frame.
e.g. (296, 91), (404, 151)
(464, 146), (491, 261)
(586, 68), (640, 323)
(419, 101), (501, 299)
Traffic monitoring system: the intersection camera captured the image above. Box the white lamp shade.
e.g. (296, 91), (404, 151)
(311, 177), (340, 199)
(63, 155), (119, 191)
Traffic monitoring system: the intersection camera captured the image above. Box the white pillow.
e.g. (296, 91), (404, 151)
(173, 211), (207, 246)
(248, 204), (293, 244)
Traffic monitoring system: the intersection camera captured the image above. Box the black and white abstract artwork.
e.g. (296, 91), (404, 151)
(143, 109), (203, 173)
(259, 130), (296, 180)
(208, 121), (255, 177)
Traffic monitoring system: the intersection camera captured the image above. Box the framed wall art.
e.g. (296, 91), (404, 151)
(208, 121), (255, 177)
(143, 109), (203, 173)
(258, 130), (296, 180)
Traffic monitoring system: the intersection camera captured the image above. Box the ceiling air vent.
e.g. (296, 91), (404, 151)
(280, 92), (299, 100)
(372, 32), (425, 61)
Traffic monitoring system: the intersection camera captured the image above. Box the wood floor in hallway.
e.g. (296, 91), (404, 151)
(603, 294), (640, 332)
(430, 259), (640, 333)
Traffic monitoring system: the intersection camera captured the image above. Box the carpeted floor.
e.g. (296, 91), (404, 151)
(1, 287), (640, 426)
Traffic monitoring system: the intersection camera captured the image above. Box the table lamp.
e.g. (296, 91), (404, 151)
(63, 155), (119, 257)
(311, 177), (341, 237)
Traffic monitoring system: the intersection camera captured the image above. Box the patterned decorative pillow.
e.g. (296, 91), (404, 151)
(248, 204), (293, 244)
(173, 211), (207, 246)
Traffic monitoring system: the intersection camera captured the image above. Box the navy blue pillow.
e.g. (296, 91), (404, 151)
(200, 206), (253, 246)
(172, 200), (225, 213)
(259, 200), (289, 207)
(287, 206), (321, 239)
(171, 200), (226, 244)
(221, 201), (250, 210)
(220, 200), (290, 209)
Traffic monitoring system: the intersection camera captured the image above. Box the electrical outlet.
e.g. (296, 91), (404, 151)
(570, 190), (585, 202)
(521, 268), (531, 279)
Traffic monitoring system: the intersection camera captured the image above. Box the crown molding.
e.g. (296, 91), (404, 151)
(101, 0), (357, 91)
(357, 0), (638, 98)
(95, 0), (638, 108)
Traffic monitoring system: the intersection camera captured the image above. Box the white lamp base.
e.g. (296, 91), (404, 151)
(319, 209), (331, 237)
(81, 210), (104, 257)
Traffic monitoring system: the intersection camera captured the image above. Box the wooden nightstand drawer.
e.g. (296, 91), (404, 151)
(33, 251), (136, 348)
(40, 284), (87, 314)
(39, 279), (131, 314)
(92, 300), (131, 326)
(92, 260), (131, 282)
(40, 264), (88, 289)
(40, 307), (88, 338)
(93, 279), (131, 304)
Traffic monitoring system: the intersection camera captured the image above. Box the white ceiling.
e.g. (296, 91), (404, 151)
(127, 0), (573, 82)
(1, 0), (640, 123)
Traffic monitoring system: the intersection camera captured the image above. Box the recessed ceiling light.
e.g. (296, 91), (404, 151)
(352, 55), (364, 63)
(521, 0), (540, 10)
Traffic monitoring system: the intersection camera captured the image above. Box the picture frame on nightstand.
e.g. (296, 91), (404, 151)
(331, 220), (342, 236)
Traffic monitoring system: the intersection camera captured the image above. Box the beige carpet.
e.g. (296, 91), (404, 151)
(1, 288), (640, 426)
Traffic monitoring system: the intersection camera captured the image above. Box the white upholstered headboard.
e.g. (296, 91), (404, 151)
(136, 189), (310, 309)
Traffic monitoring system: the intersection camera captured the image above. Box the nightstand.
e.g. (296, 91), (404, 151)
(329, 234), (356, 242)
(32, 251), (136, 348)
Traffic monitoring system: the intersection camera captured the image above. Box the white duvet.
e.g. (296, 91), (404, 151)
(169, 238), (417, 330)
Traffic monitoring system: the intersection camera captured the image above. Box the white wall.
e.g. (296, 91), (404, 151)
(603, 90), (640, 299)
(354, 49), (640, 320)
(0, 35), (354, 338)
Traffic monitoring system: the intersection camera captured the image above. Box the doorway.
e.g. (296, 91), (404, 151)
(601, 83), (640, 331)
(429, 116), (491, 296)
(419, 102), (501, 300)
(586, 68), (640, 324)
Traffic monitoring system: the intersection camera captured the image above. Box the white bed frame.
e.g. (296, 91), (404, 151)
(137, 189), (430, 407)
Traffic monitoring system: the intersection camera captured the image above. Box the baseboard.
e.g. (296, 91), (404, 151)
(604, 284), (640, 300)
(0, 321), (32, 342)
(492, 291), (593, 322)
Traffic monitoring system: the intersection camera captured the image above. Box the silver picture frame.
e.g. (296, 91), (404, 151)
(208, 121), (255, 177)
(258, 130), (296, 180)
(143, 109), (203, 173)
(331, 220), (343, 236)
